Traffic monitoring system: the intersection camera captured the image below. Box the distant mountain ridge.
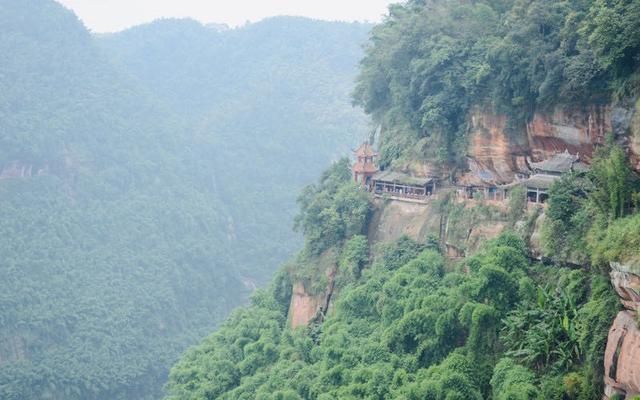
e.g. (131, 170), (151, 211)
(0, 1), (370, 399)
(97, 16), (372, 284)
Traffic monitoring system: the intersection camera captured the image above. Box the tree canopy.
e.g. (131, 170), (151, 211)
(0, 1), (370, 398)
(353, 0), (640, 167)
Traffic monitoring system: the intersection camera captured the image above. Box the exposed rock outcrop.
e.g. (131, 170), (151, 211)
(465, 109), (528, 184)
(368, 195), (508, 256)
(368, 198), (441, 245)
(462, 103), (638, 184)
(604, 262), (640, 399)
(289, 261), (336, 329)
(604, 311), (640, 399)
(610, 262), (640, 313)
(526, 105), (610, 161)
(289, 282), (326, 329)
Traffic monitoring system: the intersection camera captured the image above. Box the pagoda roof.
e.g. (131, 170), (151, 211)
(354, 143), (377, 157)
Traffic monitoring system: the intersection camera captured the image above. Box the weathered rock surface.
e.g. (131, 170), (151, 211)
(289, 282), (325, 329)
(462, 103), (638, 184)
(368, 198), (441, 245)
(368, 195), (508, 256)
(526, 105), (610, 161)
(465, 109), (528, 184)
(288, 258), (336, 329)
(611, 262), (640, 313)
(604, 311), (640, 399)
(604, 262), (640, 399)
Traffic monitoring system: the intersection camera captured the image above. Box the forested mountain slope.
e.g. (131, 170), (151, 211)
(0, 1), (241, 398)
(0, 1), (369, 399)
(97, 18), (371, 283)
(166, 1), (640, 399)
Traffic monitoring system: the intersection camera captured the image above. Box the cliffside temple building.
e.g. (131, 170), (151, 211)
(352, 142), (437, 200)
(352, 143), (378, 186)
(372, 170), (436, 199)
(456, 150), (587, 204)
(521, 150), (586, 203)
(456, 173), (508, 202)
(352, 143), (584, 204)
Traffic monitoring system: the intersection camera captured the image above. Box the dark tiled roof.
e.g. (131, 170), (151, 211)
(373, 170), (433, 186)
(524, 174), (558, 190)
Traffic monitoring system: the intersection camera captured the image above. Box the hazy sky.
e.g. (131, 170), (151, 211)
(55, 0), (396, 33)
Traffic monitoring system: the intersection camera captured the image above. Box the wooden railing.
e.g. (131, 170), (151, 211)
(373, 189), (430, 200)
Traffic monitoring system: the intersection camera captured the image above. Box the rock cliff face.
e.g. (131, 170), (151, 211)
(465, 110), (528, 184)
(604, 262), (640, 399)
(526, 105), (610, 160)
(288, 254), (337, 329)
(289, 282), (326, 329)
(288, 196), (511, 329)
(367, 198), (441, 245)
(463, 103), (638, 183)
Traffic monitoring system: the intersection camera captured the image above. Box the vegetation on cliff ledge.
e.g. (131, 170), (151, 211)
(166, 160), (624, 399)
(542, 139), (640, 267)
(353, 0), (640, 166)
(0, 1), (370, 398)
(165, 1), (640, 398)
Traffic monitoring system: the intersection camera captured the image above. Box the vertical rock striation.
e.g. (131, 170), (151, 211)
(604, 262), (640, 399)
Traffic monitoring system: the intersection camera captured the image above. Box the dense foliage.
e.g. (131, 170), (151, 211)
(166, 232), (619, 399)
(0, 1), (369, 398)
(353, 0), (640, 166)
(98, 18), (371, 283)
(165, 1), (640, 398)
(294, 159), (371, 257)
(542, 140), (640, 266)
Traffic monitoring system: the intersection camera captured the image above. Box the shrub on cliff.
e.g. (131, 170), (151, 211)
(166, 229), (616, 399)
(543, 140), (640, 267)
(591, 213), (640, 266)
(294, 158), (371, 256)
(353, 0), (640, 167)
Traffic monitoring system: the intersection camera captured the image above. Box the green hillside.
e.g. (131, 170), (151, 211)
(98, 16), (371, 284)
(0, 1), (370, 398)
(165, 1), (640, 399)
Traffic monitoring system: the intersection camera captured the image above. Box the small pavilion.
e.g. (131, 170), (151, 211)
(352, 143), (379, 186)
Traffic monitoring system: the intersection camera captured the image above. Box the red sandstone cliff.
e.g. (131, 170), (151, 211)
(604, 262), (640, 399)
(462, 102), (639, 184)
(288, 253), (337, 329)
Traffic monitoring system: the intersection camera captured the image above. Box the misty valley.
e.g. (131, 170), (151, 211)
(1, 0), (640, 400)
